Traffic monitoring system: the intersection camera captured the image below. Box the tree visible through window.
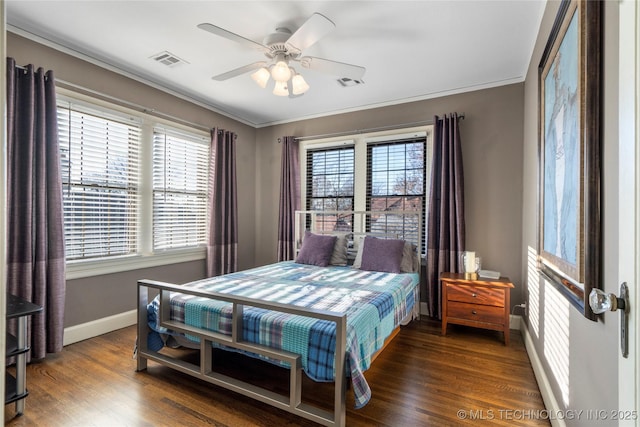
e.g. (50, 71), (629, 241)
(302, 131), (430, 251)
(367, 139), (425, 246)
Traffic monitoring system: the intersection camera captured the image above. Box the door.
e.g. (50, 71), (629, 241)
(618, 1), (639, 424)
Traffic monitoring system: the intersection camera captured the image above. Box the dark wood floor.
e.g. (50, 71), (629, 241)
(5, 318), (549, 426)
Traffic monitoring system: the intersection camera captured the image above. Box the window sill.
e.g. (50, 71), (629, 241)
(65, 248), (206, 280)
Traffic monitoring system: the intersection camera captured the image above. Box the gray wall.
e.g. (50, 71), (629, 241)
(65, 261), (205, 327)
(255, 84), (526, 304)
(7, 32), (258, 327)
(521, 0), (619, 420)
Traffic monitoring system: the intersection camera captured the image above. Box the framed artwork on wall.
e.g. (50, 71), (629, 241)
(537, 0), (602, 320)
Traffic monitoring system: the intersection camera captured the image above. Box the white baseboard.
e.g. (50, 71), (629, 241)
(420, 301), (429, 316)
(520, 320), (565, 427)
(509, 314), (521, 330)
(63, 309), (137, 346)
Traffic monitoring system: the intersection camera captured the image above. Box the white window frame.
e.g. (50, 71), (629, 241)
(300, 126), (432, 248)
(57, 89), (209, 279)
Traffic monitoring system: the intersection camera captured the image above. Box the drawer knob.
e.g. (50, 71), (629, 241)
(472, 310), (477, 315)
(472, 293), (477, 297)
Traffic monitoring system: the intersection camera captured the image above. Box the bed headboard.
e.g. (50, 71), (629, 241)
(294, 210), (422, 256)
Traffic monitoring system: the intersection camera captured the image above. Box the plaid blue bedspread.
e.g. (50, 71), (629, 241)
(147, 261), (419, 408)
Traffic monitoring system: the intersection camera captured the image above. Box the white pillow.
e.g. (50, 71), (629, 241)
(400, 242), (419, 273)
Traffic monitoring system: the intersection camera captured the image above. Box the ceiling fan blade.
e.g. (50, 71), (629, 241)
(212, 61), (268, 81)
(299, 56), (366, 80)
(198, 23), (269, 53)
(285, 13), (335, 55)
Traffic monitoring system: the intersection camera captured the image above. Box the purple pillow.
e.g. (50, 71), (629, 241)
(359, 236), (405, 273)
(295, 231), (337, 267)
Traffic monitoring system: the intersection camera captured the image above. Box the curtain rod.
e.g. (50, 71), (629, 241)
(291, 114), (465, 142)
(12, 63), (51, 77)
(54, 79), (212, 133)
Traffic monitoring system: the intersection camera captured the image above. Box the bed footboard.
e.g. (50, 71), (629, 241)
(136, 279), (348, 427)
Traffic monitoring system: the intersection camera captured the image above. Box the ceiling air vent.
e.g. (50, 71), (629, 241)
(337, 77), (364, 87)
(150, 51), (189, 67)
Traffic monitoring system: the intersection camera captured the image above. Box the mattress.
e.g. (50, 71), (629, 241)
(147, 261), (419, 408)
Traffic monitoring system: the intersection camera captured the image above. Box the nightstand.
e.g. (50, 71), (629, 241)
(440, 272), (514, 345)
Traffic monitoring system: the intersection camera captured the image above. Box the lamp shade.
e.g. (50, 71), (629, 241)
(273, 80), (289, 96)
(271, 60), (292, 82)
(291, 74), (310, 95)
(251, 67), (270, 88)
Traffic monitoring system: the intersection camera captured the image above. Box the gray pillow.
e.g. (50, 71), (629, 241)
(295, 231), (337, 267)
(359, 236), (405, 273)
(352, 234), (366, 268)
(330, 233), (349, 266)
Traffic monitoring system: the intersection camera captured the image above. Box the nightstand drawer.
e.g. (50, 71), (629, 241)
(446, 284), (505, 307)
(447, 301), (505, 325)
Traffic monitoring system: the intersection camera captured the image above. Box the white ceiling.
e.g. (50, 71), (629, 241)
(6, 1), (545, 127)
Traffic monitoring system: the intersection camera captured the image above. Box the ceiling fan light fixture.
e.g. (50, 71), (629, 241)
(273, 80), (289, 96)
(199, 13), (365, 101)
(251, 67), (270, 88)
(271, 56), (292, 82)
(291, 73), (310, 95)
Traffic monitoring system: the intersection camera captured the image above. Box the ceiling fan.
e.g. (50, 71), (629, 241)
(197, 13), (366, 97)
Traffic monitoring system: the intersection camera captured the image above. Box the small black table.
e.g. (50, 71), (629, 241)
(6, 294), (42, 415)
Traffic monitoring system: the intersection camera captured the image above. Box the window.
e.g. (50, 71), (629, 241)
(367, 139), (425, 246)
(58, 101), (141, 260)
(301, 128), (431, 251)
(305, 147), (355, 232)
(57, 93), (210, 278)
(152, 128), (209, 250)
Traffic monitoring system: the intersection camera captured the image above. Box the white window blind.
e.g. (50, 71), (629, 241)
(152, 128), (209, 251)
(58, 102), (141, 260)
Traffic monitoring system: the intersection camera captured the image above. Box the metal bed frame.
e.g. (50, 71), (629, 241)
(136, 210), (421, 426)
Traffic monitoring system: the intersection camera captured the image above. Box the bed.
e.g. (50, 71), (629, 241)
(136, 210), (421, 427)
